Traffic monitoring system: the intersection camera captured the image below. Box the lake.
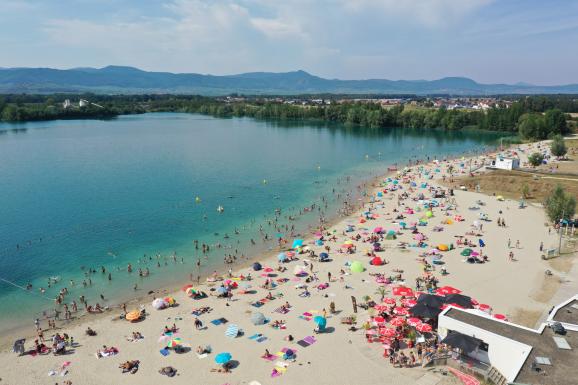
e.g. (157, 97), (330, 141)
(0, 113), (502, 333)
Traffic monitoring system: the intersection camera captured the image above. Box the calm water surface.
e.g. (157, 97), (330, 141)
(0, 113), (502, 332)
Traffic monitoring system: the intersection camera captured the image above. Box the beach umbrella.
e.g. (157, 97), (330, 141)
(410, 304), (442, 319)
(216, 286), (228, 295)
(392, 286), (413, 297)
(185, 287), (197, 297)
(225, 324), (239, 338)
(417, 294), (444, 308)
(215, 352), (232, 364)
(436, 286), (462, 296)
(166, 337), (182, 348)
(373, 226), (383, 233)
(383, 297), (396, 305)
(441, 331), (481, 353)
(350, 261), (365, 273)
(341, 243), (354, 249)
(407, 317), (421, 327)
(253, 262), (262, 271)
(401, 299), (417, 308)
(292, 239), (304, 248)
(278, 253), (288, 262)
(437, 244), (449, 251)
(444, 294), (473, 309)
(380, 328), (397, 337)
(399, 222), (407, 229)
(416, 323), (433, 333)
(374, 304), (388, 312)
(164, 297), (175, 306)
(320, 252), (329, 260)
(313, 316), (327, 328)
(373, 316), (385, 323)
(315, 239), (324, 246)
(393, 307), (409, 316)
(390, 317), (406, 326)
(251, 312), (266, 326)
(181, 284), (193, 292)
(125, 310), (141, 322)
(152, 298), (168, 310)
(493, 314), (507, 321)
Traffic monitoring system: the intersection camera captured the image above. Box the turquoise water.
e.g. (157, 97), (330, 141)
(0, 113), (501, 332)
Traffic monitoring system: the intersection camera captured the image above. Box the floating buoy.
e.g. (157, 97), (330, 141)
(262, 179), (268, 184)
(195, 196), (201, 203)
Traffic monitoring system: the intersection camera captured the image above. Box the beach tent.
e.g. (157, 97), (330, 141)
(314, 316), (327, 332)
(370, 256), (383, 266)
(152, 298), (168, 310)
(251, 312), (266, 325)
(293, 265), (307, 276)
(350, 261), (365, 273)
(460, 248), (473, 257)
(319, 252), (329, 262)
(479, 239), (486, 247)
(252, 262), (262, 271)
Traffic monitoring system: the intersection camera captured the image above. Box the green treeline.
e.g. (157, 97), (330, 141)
(0, 94), (574, 140)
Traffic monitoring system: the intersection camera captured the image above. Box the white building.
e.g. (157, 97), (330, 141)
(63, 99), (71, 109)
(490, 156), (519, 170)
(437, 295), (578, 385)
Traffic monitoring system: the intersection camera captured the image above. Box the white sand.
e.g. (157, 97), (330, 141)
(0, 140), (574, 385)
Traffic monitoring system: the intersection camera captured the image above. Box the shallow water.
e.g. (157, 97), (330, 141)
(0, 113), (501, 332)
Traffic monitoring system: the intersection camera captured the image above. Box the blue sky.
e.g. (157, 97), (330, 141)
(1, 0), (577, 84)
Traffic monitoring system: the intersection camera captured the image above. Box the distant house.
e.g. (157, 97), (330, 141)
(490, 156), (519, 170)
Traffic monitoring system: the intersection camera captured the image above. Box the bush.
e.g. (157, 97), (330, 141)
(550, 135), (567, 158)
(544, 185), (576, 224)
(528, 152), (544, 167)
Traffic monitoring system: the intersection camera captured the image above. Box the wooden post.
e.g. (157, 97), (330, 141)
(351, 296), (358, 313)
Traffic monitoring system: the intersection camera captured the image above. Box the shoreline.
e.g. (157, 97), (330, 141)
(0, 144), (495, 347)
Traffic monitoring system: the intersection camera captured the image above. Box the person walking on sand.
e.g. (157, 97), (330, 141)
(509, 251), (514, 262)
(507, 238), (511, 248)
(516, 240), (520, 249)
(539, 241), (544, 252)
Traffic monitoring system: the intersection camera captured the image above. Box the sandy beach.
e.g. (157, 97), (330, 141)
(1, 139), (575, 385)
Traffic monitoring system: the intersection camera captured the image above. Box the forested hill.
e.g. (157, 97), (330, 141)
(1, 66), (578, 95)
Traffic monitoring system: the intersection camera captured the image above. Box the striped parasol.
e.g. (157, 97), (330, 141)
(225, 324), (239, 338)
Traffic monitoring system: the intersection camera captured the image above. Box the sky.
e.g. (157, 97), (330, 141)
(1, 0), (577, 85)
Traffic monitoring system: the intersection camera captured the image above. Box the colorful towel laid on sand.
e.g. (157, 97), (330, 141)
(248, 333), (268, 343)
(447, 367), (481, 385)
(271, 361), (289, 377)
(210, 318), (228, 326)
(274, 306), (291, 314)
(296, 336), (317, 347)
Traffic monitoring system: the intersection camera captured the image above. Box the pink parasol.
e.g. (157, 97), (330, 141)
(401, 299), (417, 307)
(436, 286), (462, 296)
(380, 328), (397, 337)
(493, 314), (507, 321)
(383, 297), (396, 305)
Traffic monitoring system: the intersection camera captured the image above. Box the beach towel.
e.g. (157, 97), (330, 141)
(274, 307), (290, 314)
(298, 315), (312, 321)
(248, 334), (261, 340)
(196, 353), (208, 359)
(252, 302), (264, 308)
(210, 319), (222, 325)
(303, 336), (317, 345)
(296, 340), (310, 348)
(261, 354), (276, 361)
(159, 348), (170, 356)
(225, 324), (239, 338)
(256, 336), (268, 343)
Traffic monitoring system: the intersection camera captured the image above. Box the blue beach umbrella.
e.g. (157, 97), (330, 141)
(292, 239), (304, 248)
(216, 286), (227, 295)
(278, 253), (288, 262)
(313, 316), (327, 328)
(215, 352), (232, 364)
(315, 239), (323, 246)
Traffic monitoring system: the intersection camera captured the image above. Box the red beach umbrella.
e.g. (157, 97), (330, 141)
(416, 323), (433, 332)
(407, 317), (421, 327)
(373, 316), (386, 323)
(392, 286), (414, 297)
(374, 304), (388, 312)
(477, 304), (491, 312)
(401, 299), (417, 308)
(390, 317), (406, 326)
(380, 328), (397, 337)
(393, 307), (409, 316)
(383, 297), (396, 305)
(493, 314), (507, 321)
(436, 286), (461, 296)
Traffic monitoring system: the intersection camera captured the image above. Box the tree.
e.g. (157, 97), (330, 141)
(518, 113), (540, 140)
(544, 109), (568, 136)
(544, 185), (576, 224)
(550, 135), (567, 158)
(375, 287), (387, 302)
(528, 152), (544, 167)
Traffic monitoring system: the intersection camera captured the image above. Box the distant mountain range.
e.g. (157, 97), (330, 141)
(1, 65), (577, 95)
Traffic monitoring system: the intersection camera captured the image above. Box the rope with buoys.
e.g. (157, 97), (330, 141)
(0, 277), (55, 301)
